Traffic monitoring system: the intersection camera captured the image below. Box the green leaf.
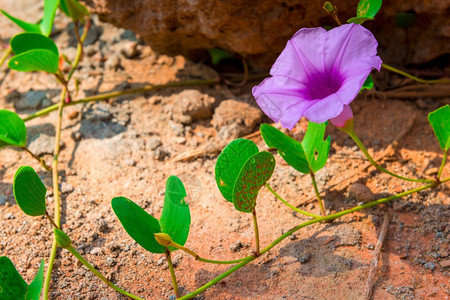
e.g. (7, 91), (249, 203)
(347, 16), (374, 24)
(40, 0), (60, 36)
(112, 197), (165, 254)
(159, 176), (191, 251)
(54, 229), (72, 249)
(0, 10), (41, 34)
(59, 0), (89, 21)
(356, 0), (382, 18)
(232, 151), (275, 213)
(360, 74), (374, 91)
(0, 256), (28, 299)
(215, 139), (259, 202)
(208, 48), (232, 65)
(395, 12), (417, 28)
(25, 259), (45, 300)
(261, 122), (330, 174)
(0, 110), (27, 148)
(9, 33), (59, 73)
(13, 166), (47, 216)
(428, 105), (450, 151)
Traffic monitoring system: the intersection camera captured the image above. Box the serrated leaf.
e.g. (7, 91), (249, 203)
(159, 176), (191, 251)
(232, 151), (275, 213)
(112, 197), (165, 254)
(0, 110), (27, 148)
(356, 0), (382, 18)
(208, 48), (232, 65)
(9, 33), (59, 73)
(25, 259), (45, 300)
(0, 256), (28, 299)
(347, 16), (374, 24)
(360, 74), (374, 91)
(428, 105), (450, 151)
(215, 139), (259, 202)
(59, 0), (89, 21)
(40, 0), (59, 36)
(13, 166), (47, 216)
(261, 122), (330, 174)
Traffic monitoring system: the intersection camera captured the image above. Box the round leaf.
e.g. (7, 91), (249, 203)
(54, 229), (72, 249)
(215, 139), (259, 202)
(159, 176), (191, 250)
(112, 197), (165, 254)
(232, 151), (275, 213)
(13, 166), (47, 216)
(59, 0), (89, 21)
(347, 16), (374, 24)
(0, 256), (28, 299)
(0, 110), (27, 148)
(9, 33), (59, 74)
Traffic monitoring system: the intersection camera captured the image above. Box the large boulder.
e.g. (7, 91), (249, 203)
(84, 0), (450, 68)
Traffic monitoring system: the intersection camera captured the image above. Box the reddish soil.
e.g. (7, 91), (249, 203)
(0, 1), (449, 299)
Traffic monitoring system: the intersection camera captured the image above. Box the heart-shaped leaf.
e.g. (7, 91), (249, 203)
(0, 10), (41, 34)
(59, 0), (89, 21)
(0, 110), (27, 148)
(159, 176), (190, 250)
(215, 139), (259, 202)
(356, 0), (382, 18)
(13, 166), (47, 216)
(261, 122), (330, 174)
(232, 151), (275, 213)
(428, 105), (450, 151)
(112, 197), (165, 254)
(9, 33), (59, 73)
(25, 259), (45, 300)
(0, 256), (28, 299)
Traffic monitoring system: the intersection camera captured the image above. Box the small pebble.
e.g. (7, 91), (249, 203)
(423, 262), (436, 270)
(367, 243), (375, 250)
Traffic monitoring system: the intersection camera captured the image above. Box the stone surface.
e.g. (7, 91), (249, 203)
(212, 99), (263, 141)
(347, 182), (376, 203)
(85, 0), (450, 68)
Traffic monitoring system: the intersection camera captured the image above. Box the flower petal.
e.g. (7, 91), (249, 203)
(330, 104), (353, 127)
(324, 23), (380, 74)
(270, 27), (327, 83)
(253, 76), (316, 129)
(303, 93), (344, 124)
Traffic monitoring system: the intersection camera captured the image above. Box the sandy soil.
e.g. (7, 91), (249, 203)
(0, 2), (449, 299)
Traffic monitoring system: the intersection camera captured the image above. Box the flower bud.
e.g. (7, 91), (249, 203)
(331, 104), (354, 130)
(154, 233), (172, 247)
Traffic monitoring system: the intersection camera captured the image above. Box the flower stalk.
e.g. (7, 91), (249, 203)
(310, 171), (326, 216)
(252, 209), (260, 255)
(166, 249), (180, 298)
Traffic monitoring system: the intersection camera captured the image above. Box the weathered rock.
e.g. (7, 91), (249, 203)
(212, 99), (263, 141)
(14, 90), (50, 110)
(164, 89), (215, 125)
(347, 182), (376, 203)
(85, 0), (450, 68)
(27, 133), (55, 156)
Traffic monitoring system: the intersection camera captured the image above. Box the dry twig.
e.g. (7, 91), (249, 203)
(364, 212), (390, 300)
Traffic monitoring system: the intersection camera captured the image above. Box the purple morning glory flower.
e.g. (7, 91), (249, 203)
(253, 23), (382, 129)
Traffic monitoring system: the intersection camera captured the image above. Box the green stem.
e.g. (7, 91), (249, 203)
(23, 78), (219, 122)
(0, 47), (12, 69)
(20, 146), (52, 171)
(310, 171), (326, 216)
(43, 86), (67, 300)
(442, 177), (450, 183)
(265, 183), (321, 218)
(196, 256), (252, 265)
(179, 182), (435, 299)
(382, 63), (450, 84)
(252, 209), (260, 255)
(45, 211), (59, 229)
(166, 249), (180, 298)
(345, 128), (435, 183)
(67, 245), (143, 299)
(437, 149), (447, 180)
